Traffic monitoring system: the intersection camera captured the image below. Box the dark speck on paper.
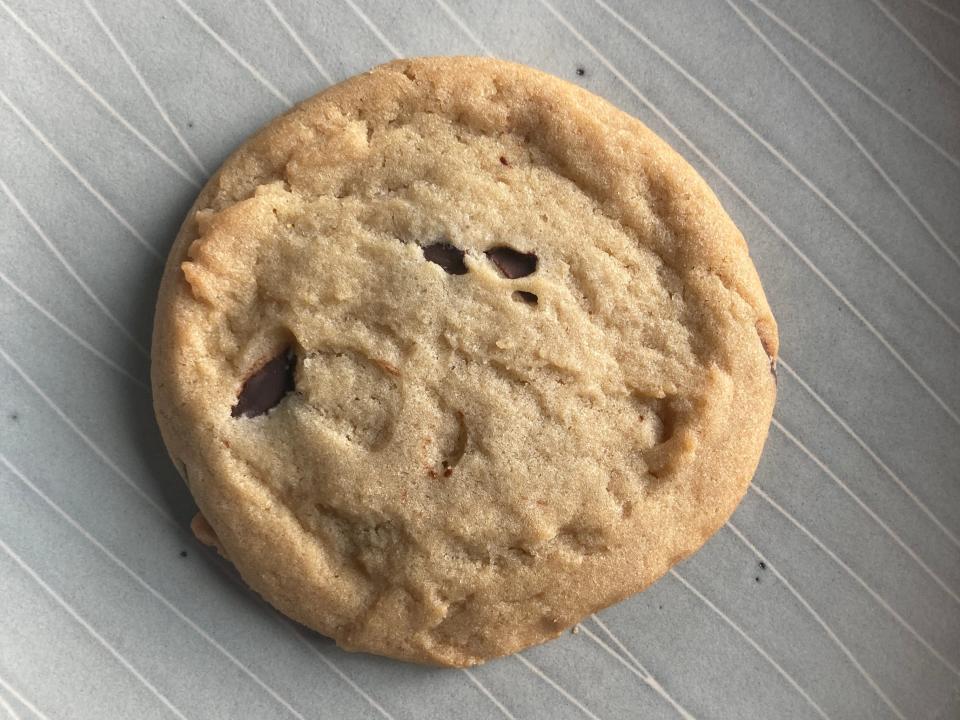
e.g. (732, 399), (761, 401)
(180, 550), (188, 558)
(576, 66), (586, 76)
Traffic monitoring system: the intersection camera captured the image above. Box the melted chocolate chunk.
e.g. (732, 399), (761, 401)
(231, 348), (296, 418)
(423, 243), (468, 275)
(512, 290), (538, 305)
(486, 246), (538, 278)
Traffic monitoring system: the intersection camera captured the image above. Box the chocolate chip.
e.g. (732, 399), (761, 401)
(758, 561), (766, 570)
(423, 243), (468, 275)
(499, 155), (509, 166)
(231, 347), (296, 418)
(512, 291), (538, 305)
(486, 246), (537, 278)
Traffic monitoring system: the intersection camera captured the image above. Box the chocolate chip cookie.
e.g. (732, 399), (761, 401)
(152, 57), (777, 666)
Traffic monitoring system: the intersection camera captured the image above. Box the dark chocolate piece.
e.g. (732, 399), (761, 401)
(486, 246), (537, 278)
(231, 348), (296, 418)
(423, 243), (468, 275)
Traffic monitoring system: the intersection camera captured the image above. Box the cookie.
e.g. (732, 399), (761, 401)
(152, 57), (777, 667)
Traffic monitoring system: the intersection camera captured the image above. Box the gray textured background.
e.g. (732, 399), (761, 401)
(2, 1), (959, 718)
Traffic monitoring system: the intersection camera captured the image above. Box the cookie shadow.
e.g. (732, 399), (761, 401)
(118, 187), (198, 529)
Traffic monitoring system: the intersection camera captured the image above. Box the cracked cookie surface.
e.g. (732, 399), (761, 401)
(152, 56), (777, 666)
